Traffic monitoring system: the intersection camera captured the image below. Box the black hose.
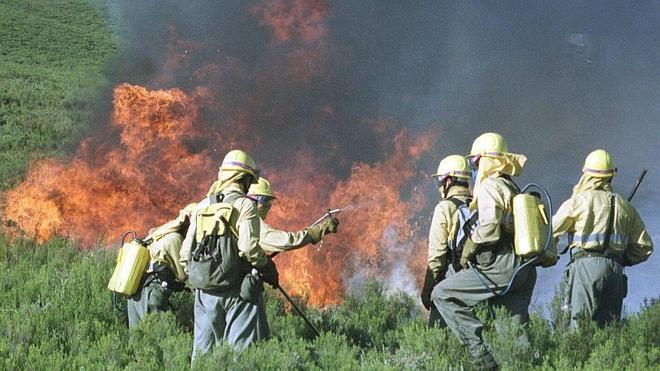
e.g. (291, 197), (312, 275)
(468, 183), (553, 297)
(277, 284), (321, 337)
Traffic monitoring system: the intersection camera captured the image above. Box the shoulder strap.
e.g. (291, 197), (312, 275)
(502, 177), (521, 194)
(446, 197), (463, 209)
(446, 196), (472, 208)
(603, 194), (616, 251)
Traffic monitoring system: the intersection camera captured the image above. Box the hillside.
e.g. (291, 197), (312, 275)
(0, 0), (115, 189)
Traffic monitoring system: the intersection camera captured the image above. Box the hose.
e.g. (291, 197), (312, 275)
(468, 183), (553, 297)
(277, 283), (321, 337)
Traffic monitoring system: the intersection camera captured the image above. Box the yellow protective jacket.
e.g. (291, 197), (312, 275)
(428, 185), (471, 281)
(552, 189), (653, 265)
(180, 183), (268, 272)
(471, 176), (517, 246)
(259, 220), (315, 253)
(146, 232), (186, 281)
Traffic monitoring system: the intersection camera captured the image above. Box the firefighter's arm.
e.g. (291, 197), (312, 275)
(161, 233), (187, 281)
(428, 203), (451, 281)
(551, 198), (577, 250)
(623, 207), (654, 266)
(235, 198), (268, 267)
(178, 199), (207, 274)
(259, 220), (311, 253)
(178, 215), (196, 275)
(471, 179), (504, 246)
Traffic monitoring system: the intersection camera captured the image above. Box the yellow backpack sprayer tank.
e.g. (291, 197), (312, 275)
(107, 232), (150, 296)
(513, 192), (549, 258)
(467, 182), (555, 296)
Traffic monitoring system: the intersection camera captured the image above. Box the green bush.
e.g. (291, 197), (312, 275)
(0, 239), (658, 370)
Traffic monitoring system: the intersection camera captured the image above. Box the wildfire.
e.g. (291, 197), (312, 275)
(3, 85), (213, 246)
(1, 0), (441, 306)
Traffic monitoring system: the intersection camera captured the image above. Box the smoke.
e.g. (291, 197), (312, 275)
(10, 1), (659, 308)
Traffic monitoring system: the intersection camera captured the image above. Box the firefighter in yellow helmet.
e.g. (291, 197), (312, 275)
(247, 178), (338, 252)
(553, 149), (653, 328)
(127, 203), (196, 328)
(432, 133), (536, 370)
(421, 155), (472, 327)
(179, 149), (277, 357)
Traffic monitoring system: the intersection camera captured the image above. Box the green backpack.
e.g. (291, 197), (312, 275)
(187, 193), (250, 293)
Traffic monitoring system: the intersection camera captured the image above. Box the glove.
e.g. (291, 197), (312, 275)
(460, 238), (477, 269)
(257, 258), (279, 289)
(323, 217), (339, 234)
(307, 217), (339, 243)
(421, 267), (436, 311)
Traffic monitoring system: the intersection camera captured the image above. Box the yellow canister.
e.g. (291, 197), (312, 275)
(107, 238), (150, 296)
(513, 194), (548, 258)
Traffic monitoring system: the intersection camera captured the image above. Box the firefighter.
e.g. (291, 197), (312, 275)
(247, 177), (339, 253)
(127, 203), (196, 328)
(432, 133), (536, 370)
(179, 150), (278, 358)
(553, 149), (653, 328)
(421, 155), (472, 327)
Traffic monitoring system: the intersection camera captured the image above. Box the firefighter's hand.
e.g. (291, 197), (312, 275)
(460, 238), (477, 269)
(421, 289), (432, 311)
(421, 267), (436, 311)
(258, 258), (279, 289)
(308, 217), (339, 243)
(323, 217), (339, 234)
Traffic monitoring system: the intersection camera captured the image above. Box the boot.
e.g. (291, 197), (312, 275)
(468, 344), (499, 371)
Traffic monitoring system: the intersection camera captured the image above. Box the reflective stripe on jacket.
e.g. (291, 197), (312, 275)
(552, 189), (653, 263)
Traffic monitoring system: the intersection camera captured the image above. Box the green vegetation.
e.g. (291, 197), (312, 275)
(0, 0), (116, 189)
(0, 239), (658, 370)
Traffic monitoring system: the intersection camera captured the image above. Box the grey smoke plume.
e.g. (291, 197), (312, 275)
(99, 1), (659, 309)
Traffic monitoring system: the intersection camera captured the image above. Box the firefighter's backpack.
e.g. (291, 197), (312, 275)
(187, 193), (249, 292)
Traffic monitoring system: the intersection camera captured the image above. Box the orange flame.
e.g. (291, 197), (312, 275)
(1, 0), (440, 306)
(3, 84), (214, 246)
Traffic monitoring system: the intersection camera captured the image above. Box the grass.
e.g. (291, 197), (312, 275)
(0, 0), (116, 189)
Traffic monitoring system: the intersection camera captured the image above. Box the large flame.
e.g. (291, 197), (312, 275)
(1, 0), (440, 306)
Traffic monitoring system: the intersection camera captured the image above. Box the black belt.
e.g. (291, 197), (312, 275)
(571, 248), (623, 265)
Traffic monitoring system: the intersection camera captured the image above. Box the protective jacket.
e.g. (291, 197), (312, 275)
(428, 185), (471, 280)
(471, 176), (517, 248)
(552, 189), (653, 264)
(259, 221), (317, 253)
(147, 231), (186, 281)
(180, 183), (268, 272)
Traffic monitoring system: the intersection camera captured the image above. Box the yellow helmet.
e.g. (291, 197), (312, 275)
(469, 132), (509, 157)
(583, 149), (616, 178)
(433, 155), (471, 180)
(248, 177), (276, 199)
(219, 149), (259, 178)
